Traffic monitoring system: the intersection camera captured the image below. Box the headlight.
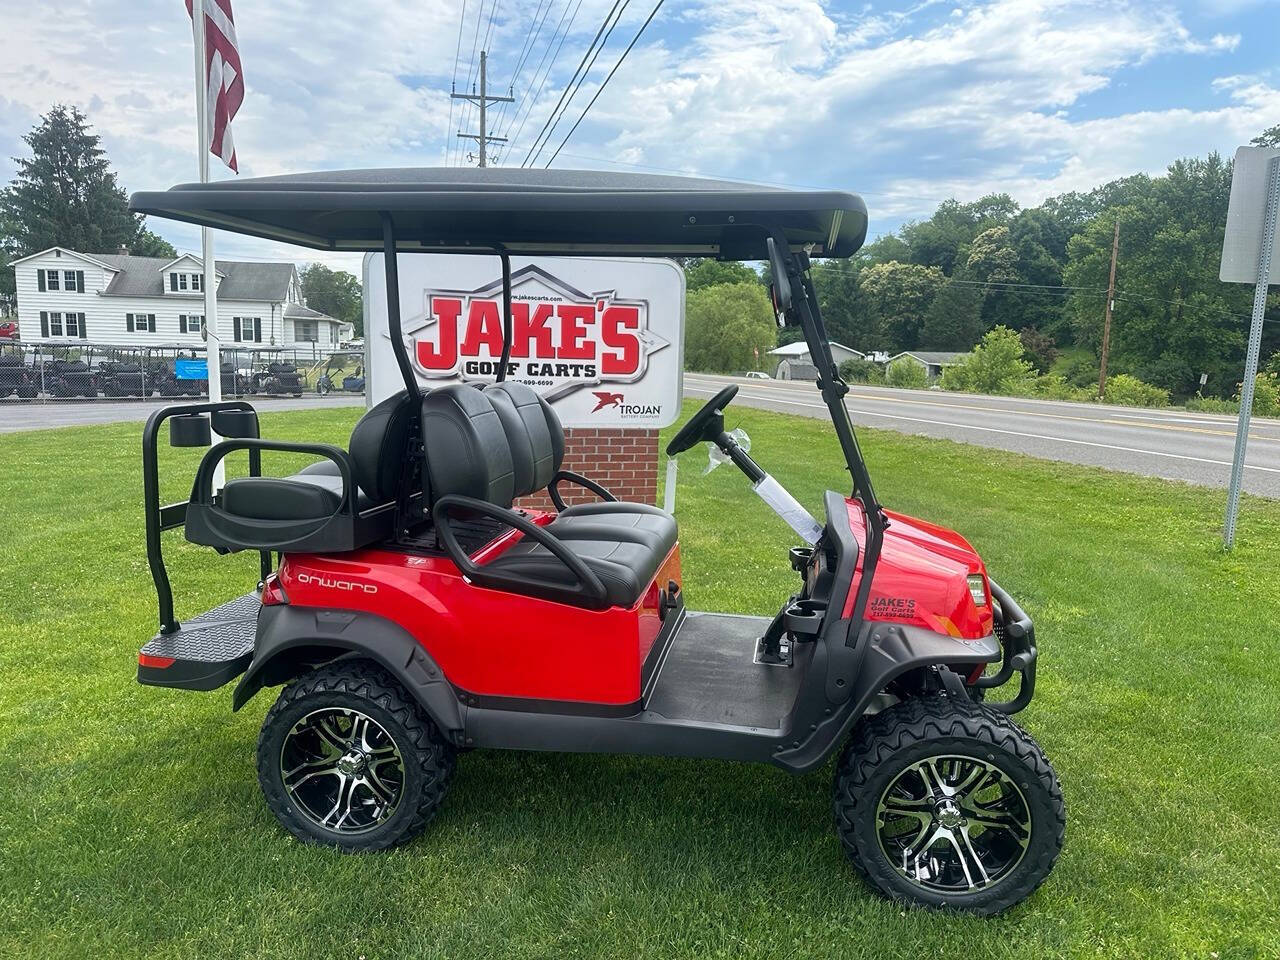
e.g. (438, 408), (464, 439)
(967, 574), (988, 606)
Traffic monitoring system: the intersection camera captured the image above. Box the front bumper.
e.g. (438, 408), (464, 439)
(977, 580), (1038, 714)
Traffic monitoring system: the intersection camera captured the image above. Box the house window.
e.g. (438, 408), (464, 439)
(127, 313), (157, 333)
(179, 314), (204, 335)
(295, 320), (319, 342)
(64, 313), (79, 337)
(64, 271), (78, 291)
(233, 317), (262, 343)
(49, 312), (62, 336)
(178, 273), (188, 291)
(45, 270), (60, 291)
(192, 273), (202, 291)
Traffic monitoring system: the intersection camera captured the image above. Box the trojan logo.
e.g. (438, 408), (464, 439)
(400, 265), (670, 385)
(592, 391), (624, 412)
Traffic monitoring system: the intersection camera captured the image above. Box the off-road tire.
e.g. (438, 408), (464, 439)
(833, 695), (1064, 915)
(257, 659), (456, 852)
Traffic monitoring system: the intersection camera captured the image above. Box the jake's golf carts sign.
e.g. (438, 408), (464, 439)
(364, 254), (683, 427)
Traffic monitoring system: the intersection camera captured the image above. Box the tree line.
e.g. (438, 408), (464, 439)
(685, 127), (1280, 401)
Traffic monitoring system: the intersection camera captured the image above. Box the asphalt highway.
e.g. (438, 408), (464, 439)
(684, 373), (1280, 498)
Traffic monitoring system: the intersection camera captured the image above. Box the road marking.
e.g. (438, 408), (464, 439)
(684, 384), (1280, 475)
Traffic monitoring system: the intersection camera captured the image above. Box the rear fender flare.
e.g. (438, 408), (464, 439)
(774, 622), (999, 773)
(232, 605), (463, 735)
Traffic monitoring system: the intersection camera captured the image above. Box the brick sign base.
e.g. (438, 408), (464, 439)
(517, 428), (659, 512)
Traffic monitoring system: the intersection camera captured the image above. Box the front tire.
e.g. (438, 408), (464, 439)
(833, 696), (1064, 915)
(257, 660), (456, 851)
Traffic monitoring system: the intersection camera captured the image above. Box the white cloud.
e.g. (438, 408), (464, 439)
(0, 0), (1270, 261)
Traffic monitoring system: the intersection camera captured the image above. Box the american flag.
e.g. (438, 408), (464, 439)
(186, 0), (243, 172)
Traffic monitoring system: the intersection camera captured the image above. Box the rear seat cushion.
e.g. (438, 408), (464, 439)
(221, 476), (342, 522)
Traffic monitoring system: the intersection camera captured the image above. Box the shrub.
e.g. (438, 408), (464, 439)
(1185, 396), (1238, 414)
(885, 357), (929, 389)
(1102, 373), (1169, 408)
(1032, 373), (1092, 402)
(940, 326), (1035, 395)
(1238, 372), (1280, 418)
(839, 357), (885, 385)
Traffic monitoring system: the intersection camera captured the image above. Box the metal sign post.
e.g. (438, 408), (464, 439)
(1220, 147), (1280, 548)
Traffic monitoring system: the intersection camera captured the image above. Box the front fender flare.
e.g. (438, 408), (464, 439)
(232, 605), (463, 735)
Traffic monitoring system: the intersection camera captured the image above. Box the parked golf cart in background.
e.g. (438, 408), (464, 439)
(218, 349), (257, 398)
(245, 348), (304, 396)
(97, 346), (150, 398)
(131, 169), (1063, 916)
(149, 347), (207, 398)
(314, 348), (365, 395)
(42, 344), (100, 398)
(0, 342), (38, 399)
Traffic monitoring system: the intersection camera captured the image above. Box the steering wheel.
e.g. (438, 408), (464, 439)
(666, 385), (738, 456)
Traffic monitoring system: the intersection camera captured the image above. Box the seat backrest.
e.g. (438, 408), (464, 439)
(420, 384), (516, 507)
(485, 381), (565, 498)
(347, 390), (416, 502)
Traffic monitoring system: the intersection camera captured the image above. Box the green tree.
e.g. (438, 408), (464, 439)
(921, 276), (983, 350)
(1252, 125), (1280, 147)
(0, 249), (13, 315)
(684, 258), (760, 293)
(858, 261), (944, 351)
(1018, 326), (1058, 373)
(300, 263), (363, 336)
(885, 356), (928, 388)
(0, 105), (174, 260)
(684, 281), (776, 373)
(940, 326), (1035, 395)
(809, 258), (864, 346)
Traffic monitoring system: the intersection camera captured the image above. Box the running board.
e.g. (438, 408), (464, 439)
(137, 593), (259, 690)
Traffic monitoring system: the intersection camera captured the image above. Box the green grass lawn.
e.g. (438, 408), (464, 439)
(2, 402), (1278, 959)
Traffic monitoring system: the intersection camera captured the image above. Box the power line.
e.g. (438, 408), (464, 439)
(542, 0), (666, 168)
(493, 0), (552, 132)
(503, 0), (583, 154)
(520, 0), (630, 167)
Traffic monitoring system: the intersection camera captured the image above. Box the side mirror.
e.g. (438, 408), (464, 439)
(766, 236), (793, 313)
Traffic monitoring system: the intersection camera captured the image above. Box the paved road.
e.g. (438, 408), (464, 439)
(684, 373), (1280, 498)
(0, 395), (366, 434)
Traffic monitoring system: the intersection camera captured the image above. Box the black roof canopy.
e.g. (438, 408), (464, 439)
(129, 167), (868, 259)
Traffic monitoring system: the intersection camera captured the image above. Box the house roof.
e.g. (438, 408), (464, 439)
(769, 340), (863, 357)
(91, 254), (296, 301)
(890, 350), (967, 365)
(9, 246), (117, 270)
(283, 302), (337, 321)
(129, 167), (869, 259)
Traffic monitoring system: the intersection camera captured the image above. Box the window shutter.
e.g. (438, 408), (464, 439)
(40, 311), (49, 337)
(170, 273), (178, 291)
(126, 313), (134, 333)
(38, 271), (46, 292)
(254, 318), (262, 342)
(76, 271), (85, 293)
(179, 315), (187, 334)
(148, 314), (157, 333)
(80, 315), (88, 339)
(233, 317), (241, 342)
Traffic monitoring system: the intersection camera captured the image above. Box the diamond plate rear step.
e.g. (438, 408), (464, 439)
(137, 593), (260, 690)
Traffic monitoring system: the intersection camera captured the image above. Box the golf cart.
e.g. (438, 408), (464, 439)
(97, 346), (150, 398)
(314, 349), (365, 395)
(246, 348), (304, 396)
(0, 342), (38, 399)
(40, 344), (100, 398)
(149, 346), (207, 398)
(131, 170), (1062, 915)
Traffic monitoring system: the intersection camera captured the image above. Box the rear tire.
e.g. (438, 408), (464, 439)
(257, 660), (456, 851)
(833, 696), (1064, 915)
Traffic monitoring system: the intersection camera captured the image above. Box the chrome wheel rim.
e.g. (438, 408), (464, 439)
(875, 754), (1032, 894)
(279, 707), (405, 834)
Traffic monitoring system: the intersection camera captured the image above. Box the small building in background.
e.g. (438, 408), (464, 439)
(769, 340), (864, 380)
(11, 246), (352, 357)
(887, 350), (967, 381)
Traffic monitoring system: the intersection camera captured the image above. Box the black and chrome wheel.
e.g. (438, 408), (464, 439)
(834, 696), (1064, 915)
(257, 660), (456, 851)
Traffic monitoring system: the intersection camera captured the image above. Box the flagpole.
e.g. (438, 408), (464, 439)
(191, 0), (224, 489)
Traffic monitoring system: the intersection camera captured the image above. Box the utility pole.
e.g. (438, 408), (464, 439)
(452, 51), (514, 167)
(1097, 219), (1120, 398)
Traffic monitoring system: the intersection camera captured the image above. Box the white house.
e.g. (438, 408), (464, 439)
(768, 340), (865, 380)
(12, 247), (352, 353)
(887, 350), (967, 380)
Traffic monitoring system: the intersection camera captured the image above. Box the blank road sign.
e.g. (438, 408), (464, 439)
(1220, 145), (1280, 285)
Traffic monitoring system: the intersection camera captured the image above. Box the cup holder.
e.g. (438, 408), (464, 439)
(789, 546), (813, 573)
(784, 598), (826, 637)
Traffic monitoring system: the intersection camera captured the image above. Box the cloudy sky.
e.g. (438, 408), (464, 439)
(1, 0), (1276, 275)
